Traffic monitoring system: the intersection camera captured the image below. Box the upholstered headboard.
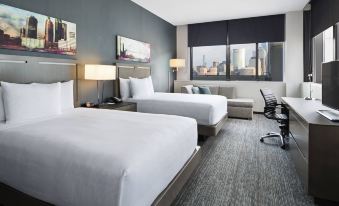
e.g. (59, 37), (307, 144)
(0, 54), (79, 105)
(115, 64), (151, 97)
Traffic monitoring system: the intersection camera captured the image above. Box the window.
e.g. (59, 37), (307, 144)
(190, 42), (284, 81)
(230, 44), (256, 80)
(191, 45), (227, 80)
(312, 26), (335, 83)
(259, 42), (284, 81)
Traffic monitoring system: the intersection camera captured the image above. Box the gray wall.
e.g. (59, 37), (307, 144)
(0, 0), (176, 103)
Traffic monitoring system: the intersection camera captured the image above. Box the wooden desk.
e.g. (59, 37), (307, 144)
(282, 97), (339, 204)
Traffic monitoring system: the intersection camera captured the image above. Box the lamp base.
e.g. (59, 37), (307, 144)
(304, 97), (315, 100)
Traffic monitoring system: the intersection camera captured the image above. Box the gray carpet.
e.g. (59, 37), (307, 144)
(173, 114), (316, 206)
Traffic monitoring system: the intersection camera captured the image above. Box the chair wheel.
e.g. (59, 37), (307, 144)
(260, 138), (264, 142)
(281, 145), (286, 150)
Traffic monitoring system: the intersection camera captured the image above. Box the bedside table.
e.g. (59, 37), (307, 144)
(98, 102), (137, 112)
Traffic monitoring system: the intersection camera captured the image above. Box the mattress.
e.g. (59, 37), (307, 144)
(127, 92), (228, 125)
(0, 108), (197, 206)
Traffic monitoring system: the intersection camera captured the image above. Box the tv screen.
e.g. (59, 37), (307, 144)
(322, 61), (339, 111)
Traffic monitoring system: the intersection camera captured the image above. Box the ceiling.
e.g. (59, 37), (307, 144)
(131, 0), (309, 25)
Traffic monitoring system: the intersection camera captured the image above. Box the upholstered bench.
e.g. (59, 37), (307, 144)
(181, 85), (254, 120)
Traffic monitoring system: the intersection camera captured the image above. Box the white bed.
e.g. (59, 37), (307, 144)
(0, 108), (197, 206)
(127, 92), (228, 126)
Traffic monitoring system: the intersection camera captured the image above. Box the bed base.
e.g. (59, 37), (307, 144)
(198, 114), (228, 137)
(0, 147), (201, 206)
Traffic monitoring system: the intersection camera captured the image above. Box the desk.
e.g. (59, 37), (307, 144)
(282, 97), (339, 204)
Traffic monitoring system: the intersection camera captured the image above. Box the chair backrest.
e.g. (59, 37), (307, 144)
(260, 88), (278, 118)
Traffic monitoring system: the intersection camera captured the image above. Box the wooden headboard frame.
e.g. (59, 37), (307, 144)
(115, 63), (151, 97)
(0, 54), (79, 106)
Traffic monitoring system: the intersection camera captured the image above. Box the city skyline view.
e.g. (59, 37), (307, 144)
(0, 3), (76, 55)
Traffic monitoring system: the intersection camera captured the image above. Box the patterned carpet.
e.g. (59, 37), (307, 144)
(173, 114), (315, 206)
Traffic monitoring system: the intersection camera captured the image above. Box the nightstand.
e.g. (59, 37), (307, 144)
(98, 102), (137, 112)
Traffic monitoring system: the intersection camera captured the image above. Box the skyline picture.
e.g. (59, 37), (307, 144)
(117, 36), (150, 63)
(0, 3), (76, 56)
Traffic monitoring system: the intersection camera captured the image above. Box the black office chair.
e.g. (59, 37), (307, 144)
(260, 88), (289, 149)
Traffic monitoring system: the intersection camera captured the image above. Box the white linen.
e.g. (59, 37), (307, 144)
(1, 82), (61, 124)
(60, 80), (74, 111)
(129, 76), (154, 98)
(119, 78), (131, 100)
(0, 108), (197, 206)
(0, 87), (5, 121)
(128, 92), (228, 125)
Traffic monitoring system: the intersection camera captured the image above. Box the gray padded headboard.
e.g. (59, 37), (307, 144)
(115, 64), (151, 97)
(0, 54), (79, 105)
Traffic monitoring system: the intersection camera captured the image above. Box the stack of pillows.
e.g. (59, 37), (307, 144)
(191, 86), (212, 94)
(119, 76), (154, 100)
(0, 81), (74, 124)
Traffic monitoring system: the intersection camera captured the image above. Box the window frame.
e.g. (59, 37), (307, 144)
(190, 42), (283, 81)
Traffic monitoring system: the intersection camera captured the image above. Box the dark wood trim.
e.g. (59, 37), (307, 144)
(198, 114), (228, 136)
(152, 147), (201, 206)
(0, 147), (201, 206)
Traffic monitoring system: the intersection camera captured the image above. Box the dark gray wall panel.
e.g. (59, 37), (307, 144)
(0, 0), (176, 103)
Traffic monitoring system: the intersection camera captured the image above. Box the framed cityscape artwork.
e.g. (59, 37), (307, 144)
(0, 3), (76, 56)
(117, 36), (150, 63)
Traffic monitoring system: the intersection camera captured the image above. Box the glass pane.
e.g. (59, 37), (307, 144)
(192, 45), (226, 80)
(258, 42), (284, 81)
(323, 26), (334, 62)
(230, 43), (256, 80)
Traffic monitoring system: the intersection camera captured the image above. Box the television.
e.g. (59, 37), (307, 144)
(322, 61), (339, 111)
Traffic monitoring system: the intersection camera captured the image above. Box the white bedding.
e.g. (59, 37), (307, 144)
(127, 92), (228, 125)
(0, 108), (197, 206)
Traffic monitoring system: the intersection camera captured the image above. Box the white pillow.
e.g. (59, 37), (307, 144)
(1, 82), (61, 124)
(0, 87), (5, 122)
(129, 76), (154, 98)
(60, 80), (74, 111)
(119, 78), (131, 101)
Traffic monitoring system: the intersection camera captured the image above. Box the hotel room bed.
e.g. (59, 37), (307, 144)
(117, 64), (228, 136)
(0, 108), (198, 206)
(127, 92), (227, 126)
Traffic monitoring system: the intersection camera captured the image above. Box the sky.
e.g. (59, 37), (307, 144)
(0, 3), (76, 39)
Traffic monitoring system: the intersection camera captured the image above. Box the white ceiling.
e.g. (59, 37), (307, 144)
(131, 0), (309, 25)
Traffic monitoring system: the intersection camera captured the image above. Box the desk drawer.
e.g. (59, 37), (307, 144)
(289, 110), (309, 158)
(289, 136), (308, 191)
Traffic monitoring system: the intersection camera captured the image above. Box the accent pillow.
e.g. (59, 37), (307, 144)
(60, 80), (74, 111)
(192, 87), (200, 94)
(129, 76), (154, 98)
(119, 78), (131, 100)
(1, 82), (61, 124)
(199, 86), (212, 94)
(0, 87), (5, 122)
(181, 85), (193, 94)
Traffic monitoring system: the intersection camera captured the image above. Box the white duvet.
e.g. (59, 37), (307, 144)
(0, 108), (197, 206)
(128, 92), (228, 125)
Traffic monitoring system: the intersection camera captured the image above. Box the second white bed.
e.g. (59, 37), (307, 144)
(127, 92), (228, 126)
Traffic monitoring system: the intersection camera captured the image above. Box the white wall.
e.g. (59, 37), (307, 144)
(284, 11), (304, 97)
(176, 25), (190, 80)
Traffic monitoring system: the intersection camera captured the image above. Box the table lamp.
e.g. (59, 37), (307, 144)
(169, 59), (185, 92)
(84, 64), (116, 105)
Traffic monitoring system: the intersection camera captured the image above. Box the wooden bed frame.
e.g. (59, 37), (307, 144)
(0, 57), (201, 206)
(116, 64), (228, 137)
(0, 147), (201, 206)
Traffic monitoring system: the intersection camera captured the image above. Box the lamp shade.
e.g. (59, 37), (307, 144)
(169, 59), (185, 68)
(84, 64), (116, 80)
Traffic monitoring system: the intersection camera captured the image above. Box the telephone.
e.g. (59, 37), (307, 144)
(105, 97), (122, 104)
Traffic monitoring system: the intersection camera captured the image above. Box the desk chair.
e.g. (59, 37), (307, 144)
(260, 88), (288, 149)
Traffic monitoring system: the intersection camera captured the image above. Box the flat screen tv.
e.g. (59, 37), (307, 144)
(322, 61), (339, 111)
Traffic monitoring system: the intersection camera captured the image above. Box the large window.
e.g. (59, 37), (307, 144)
(191, 45), (227, 80)
(191, 42), (284, 81)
